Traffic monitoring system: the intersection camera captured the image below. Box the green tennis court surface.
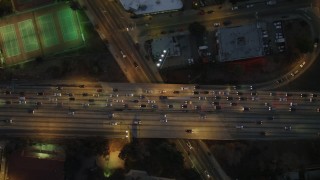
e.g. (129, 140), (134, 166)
(37, 14), (59, 48)
(58, 9), (78, 42)
(0, 24), (21, 57)
(18, 19), (40, 52)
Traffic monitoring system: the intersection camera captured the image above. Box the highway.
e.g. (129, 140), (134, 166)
(84, 0), (163, 83)
(0, 81), (320, 140)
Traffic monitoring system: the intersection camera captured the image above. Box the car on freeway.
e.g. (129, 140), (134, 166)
(301, 93), (307, 98)
(199, 113), (206, 119)
(300, 61), (306, 68)
(106, 103), (112, 107)
(37, 92), (44, 96)
(82, 93), (88, 96)
(57, 86), (63, 90)
(231, 6), (238, 10)
(5, 100), (12, 104)
(160, 118), (168, 123)
(35, 102), (42, 106)
(289, 107), (296, 112)
(317, 108), (320, 112)
(168, 104), (173, 109)
(246, 4), (254, 8)
(279, 97), (287, 101)
(54, 93), (61, 97)
(133, 62), (139, 68)
(199, 96), (207, 100)
(181, 104), (187, 109)
(226, 97), (233, 101)
(207, 10), (214, 14)
(236, 125), (244, 129)
(260, 131), (267, 136)
(110, 122), (118, 126)
(311, 93), (317, 97)
(68, 111), (75, 115)
(284, 126), (292, 131)
(215, 96), (221, 100)
(28, 109), (35, 114)
(152, 104), (158, 109)
(4, 119), (13, 124)
(89, 99), (95, 102)
(285, 93), (292, 97)
(290, 102), (297, 106)
(120, 50), (127, 58)
(243, 107), (250, 111)
(214, 105), (221, 110)
(97, 88), (103, 92)
(268, 106), (273, 111)
(201, 91), (209, 95)
(239, 97), (247, 101)
(5, 90), (11, 95)
(267, 116), (275, 120)
(251, 92), (257, 96)
(173, 91), (179, 94)
(269, 92), (276, 96)
(236, 91), (243, 96)
(133, 120), (141, 125)
(230, 102), (237, 106)
(185, 129), (193, 133)
(193, 91), (199, 95)
(257, 121), (263, 125)
(310, 98), (316, 102)
(204, 170), (211, 178)
(133, 100), (139, 103)
(79, 85), (85, 88)
(212, 102), (219, 106)
(139, 95), (145, 99)
(140, 104), (147, 108)
(186, 141), (193, 149)
(213, 22), (220, 27)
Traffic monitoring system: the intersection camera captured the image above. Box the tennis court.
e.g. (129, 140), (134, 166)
(57, 8), (78, 42)
(37, 14), (59, 48)
(0, 24), (20, 57)
(18, 19), (40, 52)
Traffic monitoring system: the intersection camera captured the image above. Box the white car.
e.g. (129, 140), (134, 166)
(246, 4), (254, 8)
(54, 93), (61, 97)
(236, 125), (244, 129)
(213, 23), (220, 27)
(231, 6), (238, 10)
(110, 122), (118, 126)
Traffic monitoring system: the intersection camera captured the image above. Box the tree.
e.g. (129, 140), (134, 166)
(188, 22), (206, 37)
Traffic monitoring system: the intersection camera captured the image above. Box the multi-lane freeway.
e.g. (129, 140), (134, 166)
(0, 81), (320, 140)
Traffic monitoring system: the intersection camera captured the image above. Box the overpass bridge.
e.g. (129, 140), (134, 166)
(0, 80), (319, 140)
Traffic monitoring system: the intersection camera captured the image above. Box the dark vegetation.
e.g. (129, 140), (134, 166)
(207, 140), (320, 180)
(0, 0), (13, 17)
(118, 139), (200, 179)
(63, 137), (109, 180)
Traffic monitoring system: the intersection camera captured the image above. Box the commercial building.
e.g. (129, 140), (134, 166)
(216, 23), (264, 62)
(119, 0), (183, 15)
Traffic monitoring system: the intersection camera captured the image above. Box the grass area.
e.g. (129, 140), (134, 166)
(18, 19), (40, 52)
(57, 8), (79, 42)
(37, 14), (59, 48)
(0, 24), (20, 57)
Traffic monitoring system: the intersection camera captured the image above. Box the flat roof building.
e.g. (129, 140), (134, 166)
(119, 0), (183, 15)
(217, 23), (264, 62)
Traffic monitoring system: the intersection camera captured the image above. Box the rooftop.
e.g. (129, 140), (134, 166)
(217, 23), (264, 62)
(119, 0), (183, 15)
